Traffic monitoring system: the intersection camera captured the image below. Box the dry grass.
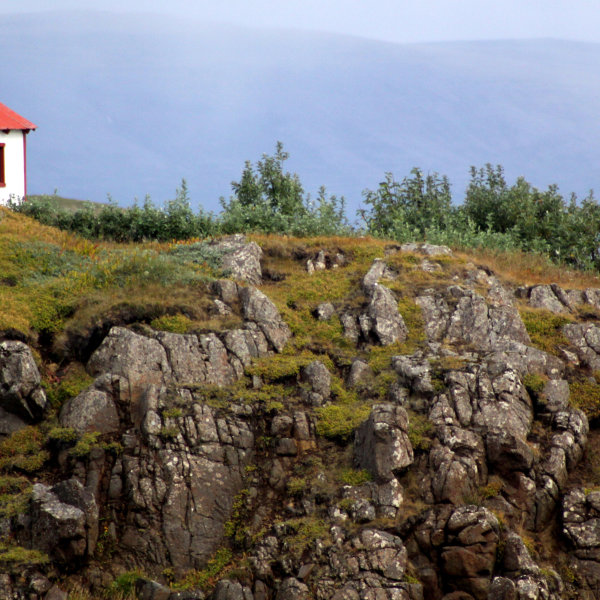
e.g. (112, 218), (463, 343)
(455, 246), (600, 290)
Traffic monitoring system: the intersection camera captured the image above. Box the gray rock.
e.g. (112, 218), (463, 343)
(420, 259), (442, 273)
(135, 579), (173, 600)
(400, 243), (452, 257)
(315, 302), (335, 321)
(0, 405), (27, 436)
(88, 326), (170, 386)
(275, 438), (298, 456)
(355, 528), (408, 580)
(441, 506), (499, 600)
(211, 278), (240, 305)
(416, 285), (530, 352)
(562, 323), (600, 371)
(347, 359), (373, 388)
(354, 404), (413, 482)
(500, 533), (539, 576)
(239, 286), (291, 352)
(563, 488), (600, 550)
(210, 235), (262, 285)
(301, 361), (331, 405)
(340, 312), (360, 343)
(540, 379), (570, 414)
(222, 327), (270, 371)
(486, 430), (534, 474)
(392, 355), (435, 395)
(0, 340), (46, 421)
(363, 284), (408, 346)
(430, 432), (485, 505)
(59, 385), (119, 435)
(362, 259), (388, 293)
(30, 479), (98, 562)
(122, 403), (255, 569)
(275, 578), (310, 600)
(488, 577), (517, 600)
(45, 586), (69, 600)
(211, 580), (252, 600)
(528, 285), (571, 313)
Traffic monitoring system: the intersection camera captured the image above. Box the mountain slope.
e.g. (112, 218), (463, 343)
(2, 11), (599, 212)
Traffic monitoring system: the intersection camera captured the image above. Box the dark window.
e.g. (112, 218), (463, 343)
(0, 143), (5, 187)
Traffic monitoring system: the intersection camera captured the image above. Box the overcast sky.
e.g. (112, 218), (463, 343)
(2, 0), (600, 44)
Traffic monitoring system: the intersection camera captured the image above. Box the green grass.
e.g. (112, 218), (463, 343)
(172, 547), (233, 591)
(315, 402), (371, 442)
(27, 194), (107, 214)
(570, 379), (600, 421)
(0, 426), (48, 473)
(519, 307), (573, 355)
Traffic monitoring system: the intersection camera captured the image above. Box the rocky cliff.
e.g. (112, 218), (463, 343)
(2, 234), (600, 600)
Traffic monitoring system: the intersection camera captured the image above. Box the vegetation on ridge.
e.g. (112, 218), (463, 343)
(13, 145), (600, 273)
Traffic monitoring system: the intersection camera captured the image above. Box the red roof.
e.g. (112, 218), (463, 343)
(0, 102), (37, 131)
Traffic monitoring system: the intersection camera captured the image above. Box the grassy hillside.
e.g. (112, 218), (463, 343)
(3, 212), (600, 597)
(1, 204), (599, 356)
(26, 194), (107, 213)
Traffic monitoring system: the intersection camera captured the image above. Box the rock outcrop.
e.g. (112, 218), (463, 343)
(0, 340), (46, 422)
(4, 238), (600, 600)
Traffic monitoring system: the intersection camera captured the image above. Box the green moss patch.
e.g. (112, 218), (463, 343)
(0, 427), (48, 473)
(570, 379), (600, 421)
(520, 308), (573, 355)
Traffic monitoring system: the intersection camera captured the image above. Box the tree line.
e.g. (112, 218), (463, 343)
(11, 143), (600, 271)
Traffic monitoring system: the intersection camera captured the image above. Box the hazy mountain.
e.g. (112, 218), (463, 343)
(2, 10), (599, 213)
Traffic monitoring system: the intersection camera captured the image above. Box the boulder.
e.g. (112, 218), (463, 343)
(562, 323), (600, 371)
(441, 506), (500, 600)
(239, 286), (291, 352)
(416, 285), (530, 352)
(210, 234), (262, 285)
(0, 340), (46, 421)
(59, 380), (120, 435)
(314, 302), (335, 321)
(30, 479), (98, 562)
(354, 404), (413, 482)
(362, 284), (407, 346)
(121, 401), (255, 569)
(400, 243), (452, 257)
(300, 361), (331, 406)
(347, 359), (373, 388)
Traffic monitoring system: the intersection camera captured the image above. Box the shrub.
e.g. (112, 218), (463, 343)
(284, 517), (330, 558)
(287, 477), (308, 496)
(315, 403), (371, 442)
(220, 142), (350, 236)
(570, 379), (600, 421)
(45, 363), (94, 409)
(520, 308), (572, 354)
(172, 547), (233, 591)
(0, 427), (49, 473)
(46, 427), (78, 445)
(338, 468), (372, 486)
(151, 314), (193, 334)
(68, 431), (101, 458)
(0, 544), (49, 567)
(110, 571), (144, 597)
(522, 373), (548, 397)
(407, 412), (434, 451)
(13, 184), (216, 242)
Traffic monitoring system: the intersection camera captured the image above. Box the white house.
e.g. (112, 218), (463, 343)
(0, 102), (36, 205)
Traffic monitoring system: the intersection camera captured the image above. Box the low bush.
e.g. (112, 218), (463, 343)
(0, 427), (49, 473)
(315, 402), (371, 442)
(570, 379), (600, 421)
(338, 467), (372, 486)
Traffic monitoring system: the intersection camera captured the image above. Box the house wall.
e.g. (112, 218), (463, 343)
(0, 130), (26, 204)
